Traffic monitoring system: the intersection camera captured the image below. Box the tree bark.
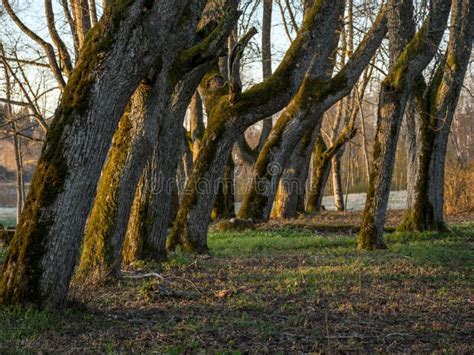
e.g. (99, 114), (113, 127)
(212, 154), (236, 220)
(0, 0), (206, 308)
(306, 121), (358, 213)
(190, 91), (205, 162)
(257, 0), (274, 150)
(306, 135), (331, 212)
(399, 0), (473, 232)
(76, 2), (240, 282)
(272, 129), (316, 219)
(76, 85), (152, 283)
(357, 0), (452, 250)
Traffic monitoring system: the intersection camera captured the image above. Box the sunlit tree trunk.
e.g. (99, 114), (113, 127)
(76, 2), (240, 281)
(358, 0), (451, 250)
(240, 9), (386, 222)
(190, 91), (205, 161)
(71, 0), (92, 48)
(0, 1), (205, 308)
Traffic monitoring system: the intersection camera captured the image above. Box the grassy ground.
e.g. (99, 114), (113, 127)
(0, 223), (473, 352)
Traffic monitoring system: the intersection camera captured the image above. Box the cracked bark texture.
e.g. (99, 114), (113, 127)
(357, 0), (452, 250)
(76, 1), (240, 282)
(0, 0), (206, 308)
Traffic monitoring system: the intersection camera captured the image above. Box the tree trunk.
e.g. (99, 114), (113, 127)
(331, 152), (345, 211)
(169, 0), (377, 253)
(212, 154), (236, 219)
(399, 0), (473, 232)
(239, 9), (386, 222)
(76, 90), (149, 283)
(76, 2), (239, 282)
(257, 0), (273, 150)
(190, 91), (205, 162)
(358, 0), (451, 250)
(121, 166), (149, 266)
(272, 129), (315, 219)
(306, 136), (332, 212)
(0, 1), (206, 308)
(71, 0), (92, 48)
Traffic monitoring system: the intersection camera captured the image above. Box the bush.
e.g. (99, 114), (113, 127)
(445, 163), (474, 215)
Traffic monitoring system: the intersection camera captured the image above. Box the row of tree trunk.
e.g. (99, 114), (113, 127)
(0, 0), (472, 308)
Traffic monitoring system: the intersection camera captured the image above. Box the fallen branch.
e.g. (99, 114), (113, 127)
(122, 272), (165, 281)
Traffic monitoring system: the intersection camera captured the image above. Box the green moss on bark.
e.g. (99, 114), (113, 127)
(75, 108), (134, 283)
(0, 0), (136, 305)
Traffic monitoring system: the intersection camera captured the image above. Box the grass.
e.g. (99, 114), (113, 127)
(0, 223), (473, 352)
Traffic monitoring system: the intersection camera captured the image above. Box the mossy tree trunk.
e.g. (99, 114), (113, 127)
(306, 136), (332, 212)
(76, 90), (150, 283)
(272, 129), (316, 219)
(357, 0), (451, 250)
(76, 2), (240, 281)
(169, 0), (349, 253)
(399, 0), (473, 232)
(239, 9), (387, 222)
(121, 155), (156, 265)
(0, 0), (196, 308)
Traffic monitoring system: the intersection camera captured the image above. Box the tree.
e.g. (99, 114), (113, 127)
(357, 0), (452, 250)
(0, 0), (210, 308)
(239, 7), (387, 222)
(305, 126), (357, 212)
(168, 0), (386, 253)
(76, 1), (240, 283)
(399, 0), (473, 232)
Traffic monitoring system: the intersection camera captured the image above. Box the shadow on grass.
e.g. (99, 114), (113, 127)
(0, 223), (472, 352)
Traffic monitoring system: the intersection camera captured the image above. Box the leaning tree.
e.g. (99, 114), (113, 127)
(0, 0), (222, 308)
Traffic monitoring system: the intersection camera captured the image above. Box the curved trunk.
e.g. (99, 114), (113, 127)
(0, 1), (187, 308)
(239, 9), (387, 222)
(169, 126), (236, 253)
(169, 0), (374, 253)
(76, 3), (240, 281)
(76, 87), (154, 283)
(121, 155), (158, 265)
